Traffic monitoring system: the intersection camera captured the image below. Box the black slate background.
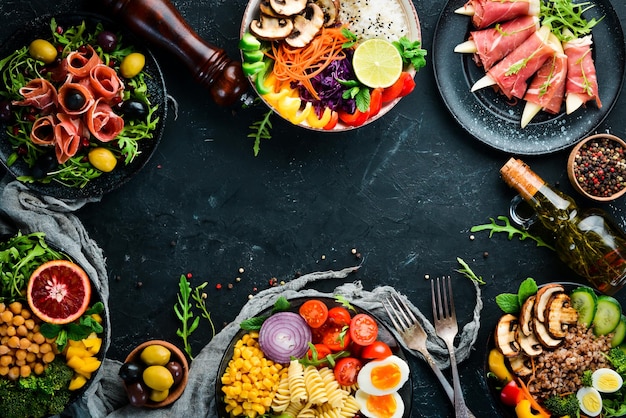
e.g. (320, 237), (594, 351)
(1, 0), (626, 416)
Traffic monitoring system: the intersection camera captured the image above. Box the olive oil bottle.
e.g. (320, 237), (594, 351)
(500, 158), (626, 295)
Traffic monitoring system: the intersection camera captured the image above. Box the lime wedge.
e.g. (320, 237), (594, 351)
(352, 39), (403, 88)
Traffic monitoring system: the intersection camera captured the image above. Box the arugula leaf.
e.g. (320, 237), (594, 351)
(470, 216), (555, 250)
(174, 275), (199, 359)
(334, 295), (356, 313)
(455, 257), (486, 285)
(248, 109), (273, 157)
(540, 0), (603, 41)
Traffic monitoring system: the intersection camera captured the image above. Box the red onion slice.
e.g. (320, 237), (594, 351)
(258, 311), (312, 364)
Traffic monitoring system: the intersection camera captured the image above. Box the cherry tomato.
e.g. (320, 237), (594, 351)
(327, 307), (351, 327)
(338, 109), (369, 127)
(349, 313), (378, 346)
(334, 357), (363, 386)
(399, 74), (416, 97)
(306, 343), (332, 365)
(369, 88), (383, 117)
(361, 340), (393, 360)
(381, 73), (406, 102)
(299, 299), (329, 328)
(311, 322), (330, 344)
(500, 380), (524, 406)
(323, 110), (339, 130)
(322, 325), (351, 351)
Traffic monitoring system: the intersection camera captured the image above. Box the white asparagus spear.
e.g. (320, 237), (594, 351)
(454, 40), (477, 54)
(454, 4), (475, 15)
(566, 94), (586, 115)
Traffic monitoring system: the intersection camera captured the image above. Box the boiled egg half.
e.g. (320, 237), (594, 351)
(357, 355), (410, 396)
(592, 368), (623, 393)
(355, 389), (404, 418)
(577, 387), (603, 417)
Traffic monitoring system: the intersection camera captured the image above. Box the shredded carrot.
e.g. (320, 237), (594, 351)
(516, 377), (552, 418)
(268, 26), (350, 100)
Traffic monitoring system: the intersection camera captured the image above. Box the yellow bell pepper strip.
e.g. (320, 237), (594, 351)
(514, 399), (550, 418)
(488, 348), (514, 383)
(262, 87), (291, 108)
(276, 94), (313, 125)
(306, 107), (333, 129)
(517, 379), (551, 418)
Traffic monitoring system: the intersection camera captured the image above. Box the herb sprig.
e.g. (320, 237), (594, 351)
(455, 257), (486, 285)
(248, 109), (273, 157)
(174, 275), (200, 359)
(495, 277), (538, 314)
(393, 36), (427, 71)
(40, 302), (104, 352)
(191, 282), (216, 339)
(471, 215), (555, 250)
(540, 0), (602, 42)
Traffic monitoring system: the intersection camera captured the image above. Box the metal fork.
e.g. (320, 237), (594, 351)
(432, 276), (469, 418)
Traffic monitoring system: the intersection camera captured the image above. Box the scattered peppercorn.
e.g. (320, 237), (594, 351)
(227, 283), (233, 289)
(215, 283), (222, 290)
(573, 137), (626, 198)
(186, 272), (192, 279)
(483, 251), (489, 258)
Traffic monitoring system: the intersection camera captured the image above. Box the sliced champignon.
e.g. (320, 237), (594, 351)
(519, 295), (536, 337)
(546, 293), (579, 339)
(311, 0), (340, 27)
(508, 354), (533, 377)
(269, 0), (307, 16)
(515, 325), (543, 357)
(259, 0), (282, 17)
(534, 284), (565, 323)
(285, 3), (325, 48)
(533, 316), (563, 348)
(249, 13), (294, 41)
(494, 314), (521, 358)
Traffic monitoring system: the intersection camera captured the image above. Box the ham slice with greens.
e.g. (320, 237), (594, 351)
(455, 0), (541, 29)
(563, 34), (602, 114)
(455, 16), (539, 70)
(54, 113), (89, 164)
(12, 78), (57, 114)
(89, 64), (124, 102)
(86, 98), (124, 142)
(66, 45), (102, 79)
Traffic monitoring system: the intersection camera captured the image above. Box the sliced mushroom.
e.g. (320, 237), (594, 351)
(508, 354), (533, 377)
(270, 0), (307, 16)
(259, 0), (282, 17)
(311, 0), (340, 27)
(533, 316), (563, 348)
(519, 295), (536, 337)
(249, 13), (294, 41)
(516, 325), (543, 357)
(534, 284), (565, 323)
(285, 3), (325, 48)
(546, 293), (579, 339)
(494, 314), (521, 358)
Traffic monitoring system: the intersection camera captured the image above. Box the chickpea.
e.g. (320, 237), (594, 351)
(26, 352), (36, 363)
(20, 309), (31, 320)
(7, 366), (20, 380)
(0, 355), (12, 367)
(42, 351), (55, 364)
(6, 326), (15, 337)
(1, 310), (13, 323)
(33, 332), (45, 345)
(0, 345), (9, 355)
(15, 349), (26, 361)
(34, 363), (44, 375)
(16, 325), (27, 337)
(20, 364), (31, 378)
(12, 315), (24, 326)
(0, 366), (8, 376)
(28, 343), (39, 354)
(7, 335), (19, 348)
(25, 319), (35, 330)
(8, 302), (22, 315)
(40, 342), (52, 354)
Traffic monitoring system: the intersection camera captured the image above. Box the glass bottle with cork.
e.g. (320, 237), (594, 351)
(500, 157), (626, 295)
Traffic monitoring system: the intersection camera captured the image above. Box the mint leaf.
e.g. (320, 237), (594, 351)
(240, 315), (268, 331)
(517, 278), (538, 306)
(272, 296), (290, 313)
(496, 293), (520, 313)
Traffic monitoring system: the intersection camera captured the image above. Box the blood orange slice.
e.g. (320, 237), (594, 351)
(27, 260), (91, 325)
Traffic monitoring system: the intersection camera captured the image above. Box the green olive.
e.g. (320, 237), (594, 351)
(140, 344), (171, 366)
(88, 148), (118, 172)
(120, 52), (146, 78)
(29, 39), (57, 64)
(143, 365), (174, 391)
(149, 388), (169, 403)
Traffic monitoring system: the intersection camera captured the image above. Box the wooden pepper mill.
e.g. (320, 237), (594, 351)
(99, 0), (248, 106)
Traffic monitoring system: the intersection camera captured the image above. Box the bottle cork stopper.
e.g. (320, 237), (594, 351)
(500, 157), (545, 199)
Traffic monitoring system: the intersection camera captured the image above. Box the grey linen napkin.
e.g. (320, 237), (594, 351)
(0, 176), (483, 418)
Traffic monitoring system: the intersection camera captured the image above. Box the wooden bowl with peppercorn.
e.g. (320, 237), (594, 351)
(567, 133), (626, 202)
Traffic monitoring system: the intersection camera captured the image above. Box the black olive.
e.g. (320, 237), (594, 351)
(64, 89), (86, 111)
(0, 100), (13, 123)
(97, 31), (118, 53)
(118, 361), (143, 383)
(166, 361), (184, 386)
(31, 152), (58, 179)
(125, 381), (148, 407)
(121, 99), (149, 121)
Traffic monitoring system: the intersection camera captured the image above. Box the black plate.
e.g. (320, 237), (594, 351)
(0, 229), (109, 415)
(0, 13), (167, 199)
(215, 296), (413, 418)
(484, 282), (599, 417)
(433, 0), (625, 155)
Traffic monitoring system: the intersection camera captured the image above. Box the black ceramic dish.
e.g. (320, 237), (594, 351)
(433, 0), (625, 155)
(0, 229), (109, 416)
(215, 296), (413, 418)
(0, 13), (167, 199)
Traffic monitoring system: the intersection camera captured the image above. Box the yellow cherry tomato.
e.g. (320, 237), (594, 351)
(88, 148), (118, 172)
(120, 52), (146, 78)
(29, 39), (57, 64)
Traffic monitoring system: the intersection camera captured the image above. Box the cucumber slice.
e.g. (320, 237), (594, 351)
(593, 295), (623, 336)
(611, 315), (626, 347)
(570, 286), (598, 328)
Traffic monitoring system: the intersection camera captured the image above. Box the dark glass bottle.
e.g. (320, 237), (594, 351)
(501, 158), (626, 295)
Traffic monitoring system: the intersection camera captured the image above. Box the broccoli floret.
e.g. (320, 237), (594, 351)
(544, 393), (581, 418)
(581, 369), (594, 387)
(0, 358), (74, 418)
(607, 347), (626, 375)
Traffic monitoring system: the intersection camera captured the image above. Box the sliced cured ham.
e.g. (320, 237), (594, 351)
(455, 16), (539, 70)
(472, 26), (556, 100)
(86, 98), (124, 142)
(455, 0), (541, 29)
(89, 64), (124, 102)
(30, 115), (56, 146)
(66, 45), (103, 79)
(12, 78), (57, 114)
(58, 82), (95, 116)
(54, 113), (88, 164)
(563, 34), (601, 114)
(521, 34), (568, 127)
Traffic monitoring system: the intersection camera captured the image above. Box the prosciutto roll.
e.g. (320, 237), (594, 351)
(457, 0), (541, 29)
(563, 35), (601, 114)
(523, 50), (568, 114)
(12, 78), (57, 114)
(89, 64), (124, 102)
(485, 26), (556, 100)
(54, 113), (88, 164)
(469, 16), (539, 70)
(86, 98), (124, 142)
(66, 45), (102, 79)
(58, 82), (95, 116)
(30, 115), (56, 146)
